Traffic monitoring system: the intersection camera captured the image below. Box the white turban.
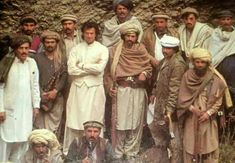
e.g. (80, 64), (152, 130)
(28, 129), (60, 151)
(160, 35), (179, 47)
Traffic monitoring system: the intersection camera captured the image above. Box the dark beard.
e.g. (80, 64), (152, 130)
(194, 67), (207, 77)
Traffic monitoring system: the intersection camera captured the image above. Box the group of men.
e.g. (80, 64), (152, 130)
(0, 0), (234, 162)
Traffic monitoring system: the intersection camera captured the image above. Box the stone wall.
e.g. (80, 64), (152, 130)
(0, 0), (235, 34)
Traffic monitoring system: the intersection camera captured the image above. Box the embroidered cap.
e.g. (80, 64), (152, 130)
(83, 121), (104, 129)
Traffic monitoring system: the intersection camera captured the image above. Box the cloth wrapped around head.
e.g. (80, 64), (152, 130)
(120, 23), (140, 35)
(189, 48), (212, 64)
(112, 0), (134, 11)
(28, 129), (61, 151)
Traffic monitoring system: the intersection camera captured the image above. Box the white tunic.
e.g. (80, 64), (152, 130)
(66, 41), (109, 130)
(0, 57), (40, 142)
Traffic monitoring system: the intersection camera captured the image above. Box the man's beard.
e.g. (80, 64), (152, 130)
(194, 67), (207, 77)
(45, 46), (56, 53)
(23, 30), (33, 35)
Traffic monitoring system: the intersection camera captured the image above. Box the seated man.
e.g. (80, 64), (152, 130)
(65, 121), (115, 163)
(21, 129), (63, 163)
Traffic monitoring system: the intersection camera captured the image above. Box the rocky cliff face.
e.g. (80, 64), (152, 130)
(0, 0), (234, 34)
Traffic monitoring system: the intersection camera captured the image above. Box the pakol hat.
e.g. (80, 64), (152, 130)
(20, 15), (37, 25)
(216, 10), (234, 18)
(61, 14), (78, 23)
(160, 35), (179, 48)
(181, 7), (199, 18)
(41, 30), (60, 42)
(83, 121), (104, 129)
(152, 13), (170, 20)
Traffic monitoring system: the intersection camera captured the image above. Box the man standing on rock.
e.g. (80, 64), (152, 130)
(0, 35), (40, 162)
(102, 0), (143, 48)
(64, 21), (109, 155)
(178, 7), (212, 62)
(178, 48), (226, 163)
(148, 35), (186, 163)
(34, 30), (67, 134)
(105, 23), (152, 162)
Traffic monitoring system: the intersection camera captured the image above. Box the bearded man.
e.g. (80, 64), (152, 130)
(34, 31), (67, 134)
(17, 15), (42, 55)
(21, 129), (63, 163)
(105, 23), (152, 162)
(178, 48), (227, 163)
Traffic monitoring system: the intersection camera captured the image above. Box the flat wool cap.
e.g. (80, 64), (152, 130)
(160, 35), (179, 47)
(152, 13), (170, 20)
(61, 14), (78, 23)
(216, 10), (234, 18)
(41, 30), (60, 42)
(20, 15), (37, 25)
(181, 7), (199, 18)
(83, 121), (104, 129)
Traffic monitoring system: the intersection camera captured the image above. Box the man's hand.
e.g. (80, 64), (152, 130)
(189, 105), (202, 117)
(47, 89), (57, 100)
(199, 112), (210, 123)
(82, 157), (90, 163)
(109, 87), (117, 98)
(41, 92), (49, 100)
(149, 95), (156, 104)
(138, 73), (146, 81)
(151, 58), (159, 67)
(0, 112), (6, 123)
(33, 108), (40, 121)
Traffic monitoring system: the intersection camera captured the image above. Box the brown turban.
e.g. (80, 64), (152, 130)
(113, 0), (134, 11)
(41, 30), (60, 42)
(11, 35), (31, 50)
(189, 48), (212, 64)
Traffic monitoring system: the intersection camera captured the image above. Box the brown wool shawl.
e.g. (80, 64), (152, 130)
(177, 68), (226, 113)
(111, 41), (152, 79)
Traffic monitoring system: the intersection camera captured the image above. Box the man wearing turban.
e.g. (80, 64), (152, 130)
(0, 35), (40, 162)
(101, 0), (143, 48)
(33, 30), (67, 135)
(177, 48), (226, 163)
(21, 129), (63, 163)
(105, 23), (152, 162)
